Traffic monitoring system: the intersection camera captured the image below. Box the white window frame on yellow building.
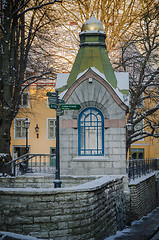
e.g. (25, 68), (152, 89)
(14, 118), (26, 139)
(19, 91), (30, 108)
(47, 97), (50, 108)
(47, 118), (56, 139)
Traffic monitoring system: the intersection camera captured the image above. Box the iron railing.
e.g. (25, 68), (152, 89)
(2, 155), (159, 180)
(126, 158), (158, 181)
(2, 153), (56, 177)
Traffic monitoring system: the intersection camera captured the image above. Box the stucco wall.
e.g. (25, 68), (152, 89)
(10, 89), (57, 156)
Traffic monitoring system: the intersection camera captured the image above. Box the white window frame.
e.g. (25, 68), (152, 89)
(47, 97), (50, 108)
(14, 118), (27, 139)
(19, 92), (30, 108)
(47, 118), (56, 139)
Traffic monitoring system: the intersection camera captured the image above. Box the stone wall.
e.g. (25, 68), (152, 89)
(0, 176), (127, 240)
(60, 73), (127, 177)
(129, 173), (157, 220)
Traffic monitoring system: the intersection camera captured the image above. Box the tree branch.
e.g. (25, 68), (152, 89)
(17, 0), (62, 18)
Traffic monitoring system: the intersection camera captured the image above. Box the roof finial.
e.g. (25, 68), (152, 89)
(81, 16), (105, 32)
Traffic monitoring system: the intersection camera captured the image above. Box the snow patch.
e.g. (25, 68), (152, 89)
(0, 153), (9, 158)
(55, 67), (129, 105)
(59, 89), (68, 99)
(129, 172), (156, 185)
(55, 72), (69, 89)
(0, 231), (50, 240)
(0, 175), (124, 192)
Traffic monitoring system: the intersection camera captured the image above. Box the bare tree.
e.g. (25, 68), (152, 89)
(0, 0), (62, 163)
(113, 2), (159, 153)
(46, 0), (146, 71)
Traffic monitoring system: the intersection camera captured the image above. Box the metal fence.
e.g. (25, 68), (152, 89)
(126, 158), (158, 181)
(2, 153), (56, 177)
(2, 154), (159, 180)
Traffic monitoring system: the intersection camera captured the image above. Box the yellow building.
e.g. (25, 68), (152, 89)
(10, 83), (159, 161)
(130, 95), (159, 159)
(10, 83), (56, 159)
(131, 137), (159, 160)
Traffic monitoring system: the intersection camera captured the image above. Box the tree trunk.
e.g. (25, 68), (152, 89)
(0, 115), (12, 173)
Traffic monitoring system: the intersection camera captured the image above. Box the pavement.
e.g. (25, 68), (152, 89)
(105, 207), (159, 240)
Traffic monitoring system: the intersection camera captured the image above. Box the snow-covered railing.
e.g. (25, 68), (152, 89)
(126, 158), (158, 181)
(2, 153), (56, 177)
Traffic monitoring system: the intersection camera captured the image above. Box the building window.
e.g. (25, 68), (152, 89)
(78, 107), (104, 156)
(14, 119), (26, 139)
(20, 92), (29, 107)
(48, 119), (56, 139)
(131, 148), (144, 159)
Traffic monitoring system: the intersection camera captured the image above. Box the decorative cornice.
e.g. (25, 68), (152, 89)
(79, 42), (106, 47)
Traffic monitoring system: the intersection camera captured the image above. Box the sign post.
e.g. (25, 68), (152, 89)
(54, 90), (62, 188)
(46, 91), (81, 188)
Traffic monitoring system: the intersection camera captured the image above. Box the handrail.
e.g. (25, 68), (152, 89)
(2, 153), (56, 177)
(4, 153), (29, 166)
(126, 158), (158, 181)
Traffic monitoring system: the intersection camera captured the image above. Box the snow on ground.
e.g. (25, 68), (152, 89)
(104, 207), (159, 240)
(0, 231), (53, 240)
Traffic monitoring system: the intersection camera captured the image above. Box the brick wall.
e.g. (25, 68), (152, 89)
(0, 176), (127, 240)
(129, 174), (157, 220)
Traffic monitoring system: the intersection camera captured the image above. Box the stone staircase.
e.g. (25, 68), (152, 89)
(0, 174), (97, 188)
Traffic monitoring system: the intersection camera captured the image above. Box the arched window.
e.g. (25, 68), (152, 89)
(78, 107), (104, 156)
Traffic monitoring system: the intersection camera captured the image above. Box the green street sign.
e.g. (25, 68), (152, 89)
(56, 109), (64, 116)
(59, 99), (65, 104)
(48, 97), (56, 104)
(49, 104), (57, 109)
(49, 98), (65, 104)
(47, 92), (57, 97)
(60, 104), (81, 110)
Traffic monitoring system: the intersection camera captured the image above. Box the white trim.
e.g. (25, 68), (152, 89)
(132, 143), (150, 146)
(47, 118), (56, 140)
(14, 118), (29, 139)
(19, 91), (30, 108)
(72, 156), (109, 162)
(47, 97), (49, 108)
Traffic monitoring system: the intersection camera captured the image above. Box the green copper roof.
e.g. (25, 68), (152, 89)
(58, 17), (117, 93)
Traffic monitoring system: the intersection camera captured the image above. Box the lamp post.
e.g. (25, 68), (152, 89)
(24, 117), (30, 168)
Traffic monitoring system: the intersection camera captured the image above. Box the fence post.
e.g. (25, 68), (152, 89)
(2, 158), (5, 176)
(13, 162), (16, 176)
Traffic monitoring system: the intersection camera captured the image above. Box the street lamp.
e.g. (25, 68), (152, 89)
(24, 117), (30, 168)
(35, 124), (39, 138)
